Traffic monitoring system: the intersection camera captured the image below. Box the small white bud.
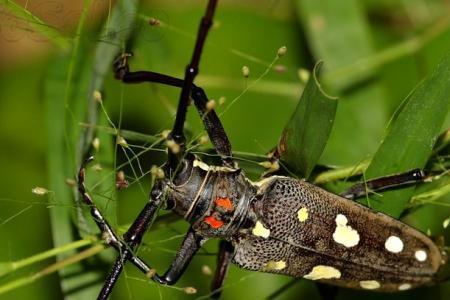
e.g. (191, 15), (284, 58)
(198, 135), (209, 145)
(201, 265), (212, 275)
(149, 17), (160, 26)
(277, 46), (287, 57)
(161, 129), (171, 139)
(183, 287), (197, 294)
(242, 65), (250, 78)
(166, 139), (180, 154)
(117, 136), (129, 148)
(32, 187), (49, 196)
(150, 165), (165, 179)
(65, 178), (76, 187)
(259, 160), (279, 172)
(206, 99), (216, 111)
(93, 90), (102, 103)
(443, 218), (450, 229)
(218, 96), (226, 106)
(298, 68), (310, 83)
(92, 137), (100, 152)
(91, 164), (103, 172)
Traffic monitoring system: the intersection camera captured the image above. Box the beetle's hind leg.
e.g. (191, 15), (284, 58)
(340, 169), (425, 200)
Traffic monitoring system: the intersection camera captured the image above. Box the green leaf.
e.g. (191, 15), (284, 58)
(295, 0), (389, 165)
(365, 50), (450, 217)
(44, 0), (138, 298)
(278, 63), (337, 178)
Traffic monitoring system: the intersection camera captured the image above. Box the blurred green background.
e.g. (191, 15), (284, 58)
(1, 0), (450, 299)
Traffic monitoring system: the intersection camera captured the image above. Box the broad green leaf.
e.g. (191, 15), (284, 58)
(44, 0), (137, 298)
(278, 63), (337, 178)
(365, 50), (450, 217)
(295, 0), (388, 165)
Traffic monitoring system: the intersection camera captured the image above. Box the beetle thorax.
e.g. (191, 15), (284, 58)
(156, 158), (256, 237)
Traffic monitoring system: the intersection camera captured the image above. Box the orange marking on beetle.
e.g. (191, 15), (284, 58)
(204, 216), (224, 229)
(215, 197), (233, 210)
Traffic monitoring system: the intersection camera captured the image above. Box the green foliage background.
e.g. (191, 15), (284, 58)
(1, 0), (450, 299)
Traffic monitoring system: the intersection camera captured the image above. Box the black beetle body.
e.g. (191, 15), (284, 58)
(157, 155), (445, 292)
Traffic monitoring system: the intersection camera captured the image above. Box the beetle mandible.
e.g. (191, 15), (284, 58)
(77, 0), (447, 299)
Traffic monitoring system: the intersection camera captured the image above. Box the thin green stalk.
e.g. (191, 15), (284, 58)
(0, 245), (105, 295)
(314, 160), (370, 184)
(0, 238), (95, 277)
(1, 0), (70, 49)
(409, 183), (450, 206)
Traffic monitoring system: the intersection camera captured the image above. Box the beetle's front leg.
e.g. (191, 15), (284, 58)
(155, 228), (207, 284)
(98, 225), (206, 299)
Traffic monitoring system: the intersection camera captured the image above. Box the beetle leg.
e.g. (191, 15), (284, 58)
(113, 60), (235, 168)
(156, 228), (207, 284)
(211, 240), (234, 298)
(340, 169), (425, 200)
(78, 157), (162, 299)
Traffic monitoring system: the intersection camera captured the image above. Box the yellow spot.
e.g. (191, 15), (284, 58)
(398, 283), (412, 291)
(359, 280), (380, 290)
(252, 221), (270, 238)
(385, 236), (404, 253)
(332, 214), (360, 248)
(415, 250), (427, 262)
(265, 260), (286, 270)
(303, 265), (341, 280)
(297, 207), (309, 222)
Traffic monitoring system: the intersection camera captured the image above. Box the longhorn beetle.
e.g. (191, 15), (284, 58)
(77, 0), (447, 299)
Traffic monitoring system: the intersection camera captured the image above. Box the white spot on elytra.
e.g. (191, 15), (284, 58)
(385, 236), (404, 253)
(297, 207), (309, 222)
(332, 214), (360, 248)
(398, 283), (412, 291)
(265, 260), (286, 270)
(359, 280), (381, 290)
(415, 249), (427, 262)
(252, 221), (270, 238)
(303, 265), (341, 280)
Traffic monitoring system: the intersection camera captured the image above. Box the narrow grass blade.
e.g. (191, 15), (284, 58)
(278, 63), (337, 178)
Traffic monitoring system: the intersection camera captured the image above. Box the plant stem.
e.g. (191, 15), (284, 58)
(0, 238), (96, 278)
(0, 244), (105, 295)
